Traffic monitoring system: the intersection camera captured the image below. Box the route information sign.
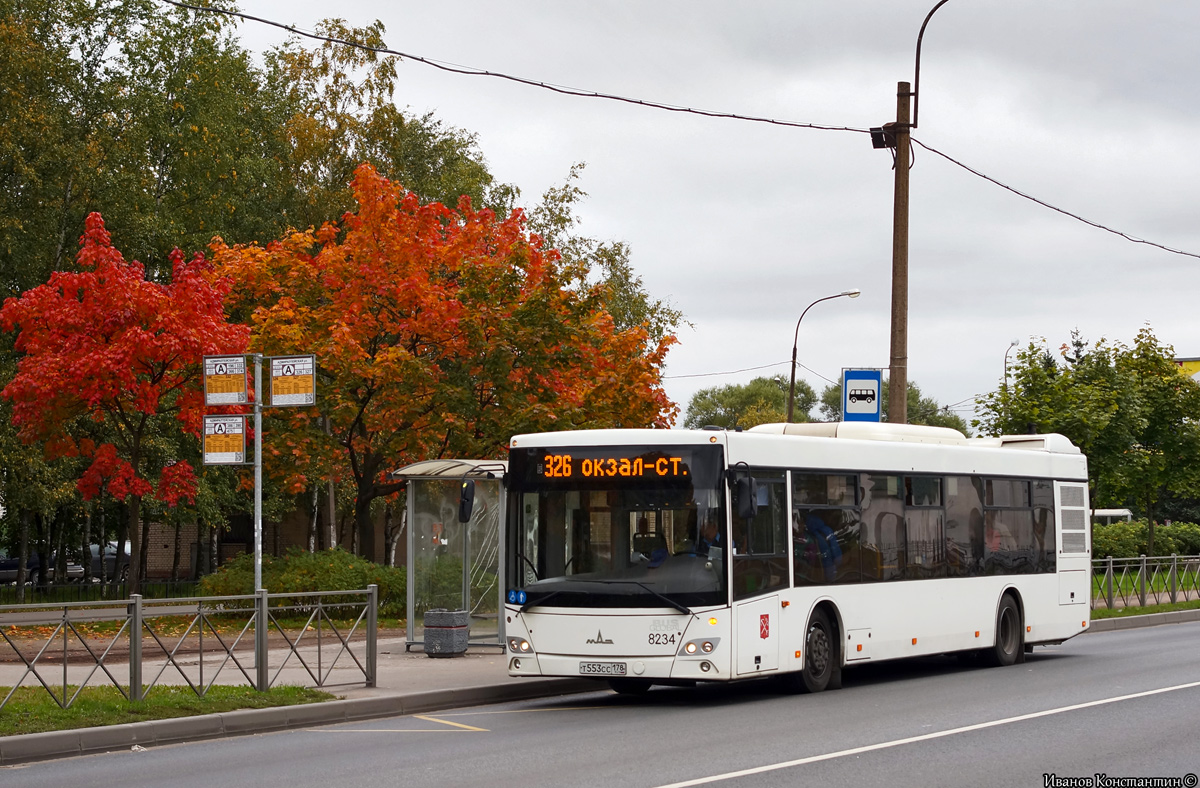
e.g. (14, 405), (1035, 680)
(203, 355), (248, 405)
(203, 415), (246, 465)
(270, 355), (316, 407)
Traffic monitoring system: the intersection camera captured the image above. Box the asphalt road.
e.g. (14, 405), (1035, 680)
(4, 623), (1199, 788)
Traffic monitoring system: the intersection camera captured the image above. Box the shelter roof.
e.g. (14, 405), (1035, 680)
(389, 459), (507, 480)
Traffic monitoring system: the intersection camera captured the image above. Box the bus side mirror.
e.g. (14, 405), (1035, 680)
(458, 478), (476, 523)
(735, 476), (758, 520)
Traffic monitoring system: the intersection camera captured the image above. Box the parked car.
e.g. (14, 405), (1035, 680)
(0, 548), (83, 583)
(0, 547), (37, 584)
(88, 542), (131, 581)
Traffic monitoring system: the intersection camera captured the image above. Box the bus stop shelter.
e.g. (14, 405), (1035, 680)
(389, 459), (507, 651)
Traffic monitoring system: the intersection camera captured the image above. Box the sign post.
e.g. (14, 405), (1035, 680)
(202, 353), (317, 591)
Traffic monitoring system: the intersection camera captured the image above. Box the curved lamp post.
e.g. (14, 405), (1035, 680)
(786, 289), (861, 423)
(1003, 338), (1020, 389)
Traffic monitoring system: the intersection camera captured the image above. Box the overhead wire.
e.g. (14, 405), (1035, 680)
(158, 0), (1200, 264)
(911, 138), (1200, 261)
(157, 0), (871, 137)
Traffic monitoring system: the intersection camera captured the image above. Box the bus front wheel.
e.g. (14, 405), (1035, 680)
(987, 595), (1024, 667)
(801, 608), (835, 693)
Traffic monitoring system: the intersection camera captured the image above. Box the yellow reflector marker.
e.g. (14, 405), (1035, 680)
(975, 631), (980, 638)
(709, 617), (718, 626)
(1027, 626), (1032, 633)
(856, 644), (862, 652)
(781, 600), (790, 608)
(912, 638), (918, 645)
(795, 650), (802, 659)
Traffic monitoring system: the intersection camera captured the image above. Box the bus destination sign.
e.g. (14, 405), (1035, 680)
(539, 452), (689, 480)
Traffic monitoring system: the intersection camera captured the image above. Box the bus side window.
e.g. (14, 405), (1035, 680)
(861, 474), (904, 581)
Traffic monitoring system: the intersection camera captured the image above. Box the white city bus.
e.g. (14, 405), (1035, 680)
(502, 421), (1091, 694)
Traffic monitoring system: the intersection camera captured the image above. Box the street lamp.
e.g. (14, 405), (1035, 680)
(1004, 338), (1019, 389)
(786, 289), (861, 423)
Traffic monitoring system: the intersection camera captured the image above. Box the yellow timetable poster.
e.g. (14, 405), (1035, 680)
(203, 416), (245, 465)
(271, 355), (316, 407)
(204, 355), (247, 405)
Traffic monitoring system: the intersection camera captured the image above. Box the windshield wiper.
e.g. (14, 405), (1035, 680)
(517, 551), (541, 582)
(520, 590), (561, 612)
(593, 580), (692, 616)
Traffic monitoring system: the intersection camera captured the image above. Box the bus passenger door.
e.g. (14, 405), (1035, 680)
(734, 595), (780, 675)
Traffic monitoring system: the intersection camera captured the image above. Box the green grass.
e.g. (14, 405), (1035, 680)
(0, 684), (334, 737)
(1091, 598), (1200, 619)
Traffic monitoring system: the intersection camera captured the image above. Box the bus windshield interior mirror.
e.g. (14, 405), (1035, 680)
(458, 478), (476, 523)
(735, 476), (758, 520)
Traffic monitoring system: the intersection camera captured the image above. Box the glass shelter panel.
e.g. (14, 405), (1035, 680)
(407, 477), (503, 646)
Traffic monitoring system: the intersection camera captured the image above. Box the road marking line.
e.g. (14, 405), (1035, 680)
(438, 706), (612, 716)
(412, 714), (489, 732)
(652, 680), (1200, 788)
(307, 715), (490, 734)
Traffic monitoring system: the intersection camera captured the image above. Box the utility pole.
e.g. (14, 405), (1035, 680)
(887, 82), (912, 424)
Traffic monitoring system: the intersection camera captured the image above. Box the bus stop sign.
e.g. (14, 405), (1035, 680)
(842, 369), (882, 422)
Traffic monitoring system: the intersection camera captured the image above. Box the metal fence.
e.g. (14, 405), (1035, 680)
(0, 586), (377, 710)
(0, 580), (201, 606)
(1092, 554), (1200, 610)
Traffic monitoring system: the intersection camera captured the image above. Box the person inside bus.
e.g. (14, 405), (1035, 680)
(796, 510), (842, 582)
(698, 515), (727, 555)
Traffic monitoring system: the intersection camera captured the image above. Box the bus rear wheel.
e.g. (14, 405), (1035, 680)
(800, 608), (835, 693)
(609, 678), (651, 695)
(986, 595), (1023, 667)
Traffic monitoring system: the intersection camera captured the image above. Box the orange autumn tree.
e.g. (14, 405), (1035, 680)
(0, 213), (250, 591)
(215, 164), (675, 561)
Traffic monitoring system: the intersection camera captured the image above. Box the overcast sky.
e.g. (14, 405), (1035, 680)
(239, 0), (1200, 427)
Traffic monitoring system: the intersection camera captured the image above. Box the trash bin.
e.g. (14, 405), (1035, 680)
(423, 609), (469, 657)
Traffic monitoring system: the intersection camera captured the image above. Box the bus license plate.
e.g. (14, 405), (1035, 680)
(579, 661), (626, 676)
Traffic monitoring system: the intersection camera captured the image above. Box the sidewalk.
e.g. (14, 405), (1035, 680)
(0, 634), (597, 765)
(4, 610), (1200, 766)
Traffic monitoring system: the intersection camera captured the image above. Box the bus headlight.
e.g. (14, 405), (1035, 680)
(508, 638), (533, 653)
(679, 638), (720, 656)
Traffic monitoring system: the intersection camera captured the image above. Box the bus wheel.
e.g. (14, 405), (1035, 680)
(609, 678), (651, 695)
(801, 609), (835, 693)
(987, 596), (1023, 667)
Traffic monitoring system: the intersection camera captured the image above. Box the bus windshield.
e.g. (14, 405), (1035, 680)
(507, 444), (727, 609)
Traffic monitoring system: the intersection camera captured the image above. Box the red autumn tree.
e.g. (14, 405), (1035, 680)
(1, 213), (249, 591)
(214, 164), (675, 561)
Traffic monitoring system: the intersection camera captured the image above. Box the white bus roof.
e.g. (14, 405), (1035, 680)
(510, 422), (1086, 481)
(748, 422), (1081, 454)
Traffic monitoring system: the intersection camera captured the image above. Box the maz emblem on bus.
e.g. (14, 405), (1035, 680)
(587, 630), (615, 645)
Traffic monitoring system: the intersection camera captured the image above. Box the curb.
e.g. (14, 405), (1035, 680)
(0, 678), (599, 766)
(1084, 607), (1200, 632)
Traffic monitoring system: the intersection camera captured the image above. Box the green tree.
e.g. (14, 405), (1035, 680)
(263, 18), (504, 229)
(684, 375), (815, 429)
(817, 380), (970, 433)
(975, 328), (1200, 554)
